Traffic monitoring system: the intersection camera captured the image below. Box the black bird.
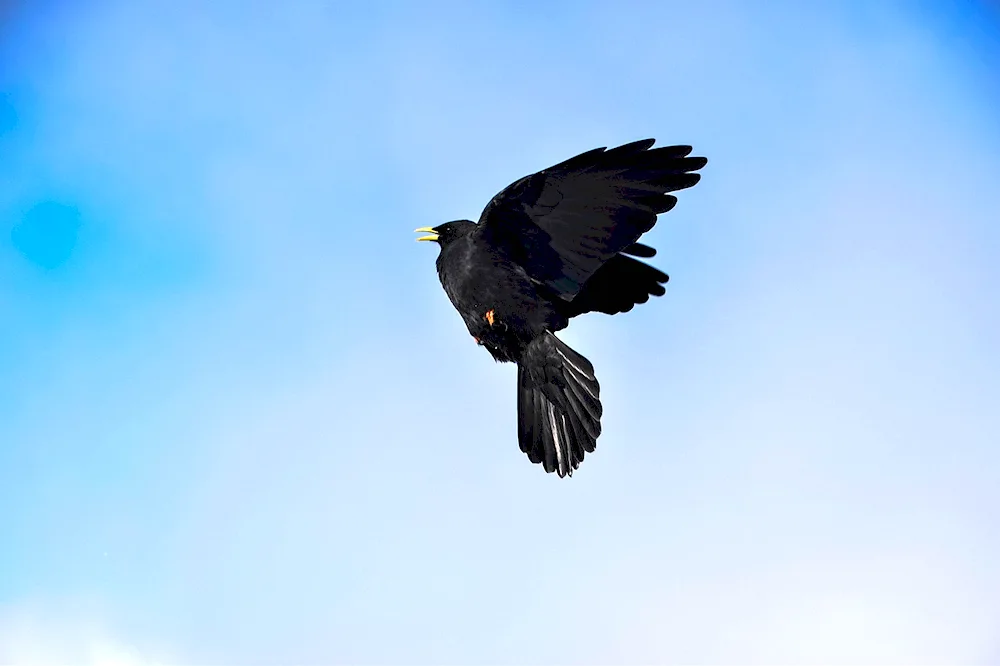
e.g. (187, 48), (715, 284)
(416, 139), (707, 477)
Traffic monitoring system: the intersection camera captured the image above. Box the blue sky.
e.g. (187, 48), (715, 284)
(1, 1), (998, 663)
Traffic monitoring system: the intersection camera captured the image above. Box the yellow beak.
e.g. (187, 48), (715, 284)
(414, 226), (439, 243)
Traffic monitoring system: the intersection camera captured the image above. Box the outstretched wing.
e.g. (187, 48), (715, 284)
(477, 139), (707, 300)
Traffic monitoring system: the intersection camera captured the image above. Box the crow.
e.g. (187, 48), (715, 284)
(416, 139), (707, 477)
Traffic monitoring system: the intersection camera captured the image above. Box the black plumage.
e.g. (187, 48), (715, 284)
(416, 138), (707, 477)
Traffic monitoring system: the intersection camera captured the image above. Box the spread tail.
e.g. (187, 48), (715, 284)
(516, 332), (602, 477)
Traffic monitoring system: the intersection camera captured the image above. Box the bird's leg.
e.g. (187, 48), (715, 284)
(484, 309), (495, 326)
(473, 336), (483, 345)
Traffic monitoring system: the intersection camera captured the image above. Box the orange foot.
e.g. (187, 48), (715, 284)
(484, 309), (495, 326)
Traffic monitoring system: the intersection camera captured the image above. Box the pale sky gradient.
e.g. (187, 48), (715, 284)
(2, 1), (999, 664)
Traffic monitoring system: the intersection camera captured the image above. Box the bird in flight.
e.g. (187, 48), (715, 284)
(416, 139), (707, 477)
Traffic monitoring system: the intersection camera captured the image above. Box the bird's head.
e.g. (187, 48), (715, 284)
(414, 220), (476, 247)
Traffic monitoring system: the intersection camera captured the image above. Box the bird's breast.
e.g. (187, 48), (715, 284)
(437, 239), (558, 358)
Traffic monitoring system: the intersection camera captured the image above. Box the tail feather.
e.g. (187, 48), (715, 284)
(517, 332), (602, 477)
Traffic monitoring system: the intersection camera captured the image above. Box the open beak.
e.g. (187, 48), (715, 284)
(414, 226), (439, 243)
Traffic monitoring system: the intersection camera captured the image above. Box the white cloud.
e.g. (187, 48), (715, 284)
(0, 606), (174, 666)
